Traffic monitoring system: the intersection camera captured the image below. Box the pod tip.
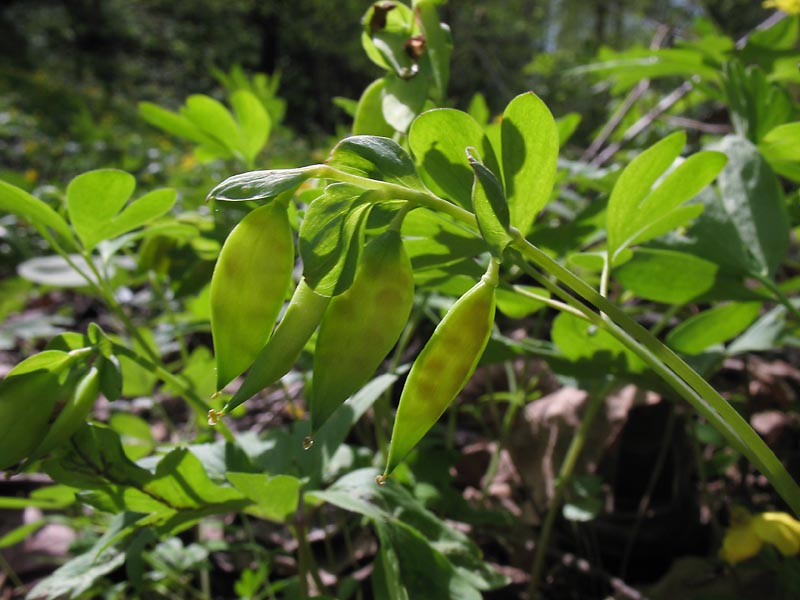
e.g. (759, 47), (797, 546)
(375, 474), (387, 486)
(207, 409), (223, 426)
(302, 436), (314, 450)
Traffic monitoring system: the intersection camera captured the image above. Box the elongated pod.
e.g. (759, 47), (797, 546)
(222, 279), (330, 415)
(311, 229), (414, 433)
(384, 261), (498, 477)
(211, 201), (294, 390)
(0, 351), (77, 470)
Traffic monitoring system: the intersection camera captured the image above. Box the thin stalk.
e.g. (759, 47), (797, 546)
(509, 233), (800, 515)
(512, 284), (590, 320)
(110, 342), (234, 442)
(149, 272), (190, 364)
(650, 302), (682, 337)
(0, 551), (24, 589)
(313, 166), (800, 514)
(756, 273), (800, 324)
(293, 508), (326, 596)
(619, 407), (677, 578)
(528, 386), (610, 598)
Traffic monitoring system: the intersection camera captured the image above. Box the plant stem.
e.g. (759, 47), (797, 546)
(756, 273), (800, 323)
(110, 342), (235, 442)
(314, 165), (800, 515)
(509, 233), (800, 515)
(528, 386), (609, 598)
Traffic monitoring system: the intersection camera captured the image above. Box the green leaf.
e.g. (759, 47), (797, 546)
(606, 133), (724, 260)
(0, 180), (76, 249)
(373, 522), (410, 600)
(409, 109), (498, 209)
(552, 312), (645, 376)
(722, 60), (792, 143)
(299, 183), (374, 296)
(361, 2), (416, 76)
(208, 167), (315, 202)
(415, 1), (451, 101)
(496, 286), (550, 318)
(227, 473), (301, 522)
(383, 73), (429, 133)
(354, 79), (395, 137)
(138, 101), (207, 144)
(66, 170), (175, 251)
(467, 92), (489, 126)
(666, 302), (762, 356)
(182, 94), (241, 155)
(468, 149), (511, 257)
(501, 92), (559, 235)
(230, 89), (271, 164)
(556, 113), (582, 145)
(715, 135), (789, 277)
(758, 122), (800, 183)
(402, 208), (486, 271)
(327, 136), (424, 190)
(614, 248), (720, 304)
(0, 520), (48, 549)
(27, 514), (133, 600)
(146, 448), (244, 509)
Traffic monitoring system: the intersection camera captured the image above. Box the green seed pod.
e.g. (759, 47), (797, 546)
(31, 365), (101, 459)
(311, 228), (414, 433)
(211, 201), (294, 390)
(384, 261), (498, 476)
(222, 279), (330, 415)
(0, 350), (76, 470)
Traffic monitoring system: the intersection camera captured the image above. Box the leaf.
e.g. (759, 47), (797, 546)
(402, 208), (486, 271)
(556, 112), (582, 145)
(758, 122), (800, 182)
(145, 448), (244, 509)
(722, 60), (792, 143)
(27, 514), (134, 600)
(208, 167), (315, 202)
(0, 180), (76, 249)
(666, 302), (762, 356)
(715, 135), (789, 277)
(501, 92), (559, 235)
(614, 248), (721, 304)
(415, 1), (451, 101)
(467, 92), (489, 125)
(382, 73), (429, 133)
(182, 94), (241, 156)
(354, 78), (395, 137)
(298, 183), (374, 296)
(606, 134), (724, 260)
(66, 170), (175, 251)
(361, 2), (416, 76)
(227, 473), (302, 522)
(327, 135), (424, 190)
(229, 89), (271, 164)
(138, 101), (207, 144)
(409, 108), (499, 209)
(496, 285), (550, 318)
(468, 149), (511, 257)
(552, 312), (645, 376)
(0, 520), (47, 549)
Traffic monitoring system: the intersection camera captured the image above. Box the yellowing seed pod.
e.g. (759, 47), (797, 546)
(384, 260), (498, 476)
(211, 201), (294, 390)
(311, 228), (414, 433)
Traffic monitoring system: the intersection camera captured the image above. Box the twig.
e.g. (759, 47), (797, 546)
(581, 25), (669, 162)
(588, 12), (786, 167)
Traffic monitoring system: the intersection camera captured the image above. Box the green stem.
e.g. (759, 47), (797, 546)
(528, 385), (610, 598)
(110, 342), (234, 442)
(509, 233), (800, 515)
(313, 167), (800, 514)
(756, 273), (800, 323)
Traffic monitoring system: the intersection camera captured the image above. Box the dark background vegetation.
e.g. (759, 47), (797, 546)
(0, 0), (771, 181)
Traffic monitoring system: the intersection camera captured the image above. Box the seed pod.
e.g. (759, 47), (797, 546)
(211, 201), (294, 390)
(384, 261), (498, 476)
(0, 350), (75, 470)
(311, 228), (414, 433)
(222, 279), (330, 414)
(31, 365), (101, 459)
